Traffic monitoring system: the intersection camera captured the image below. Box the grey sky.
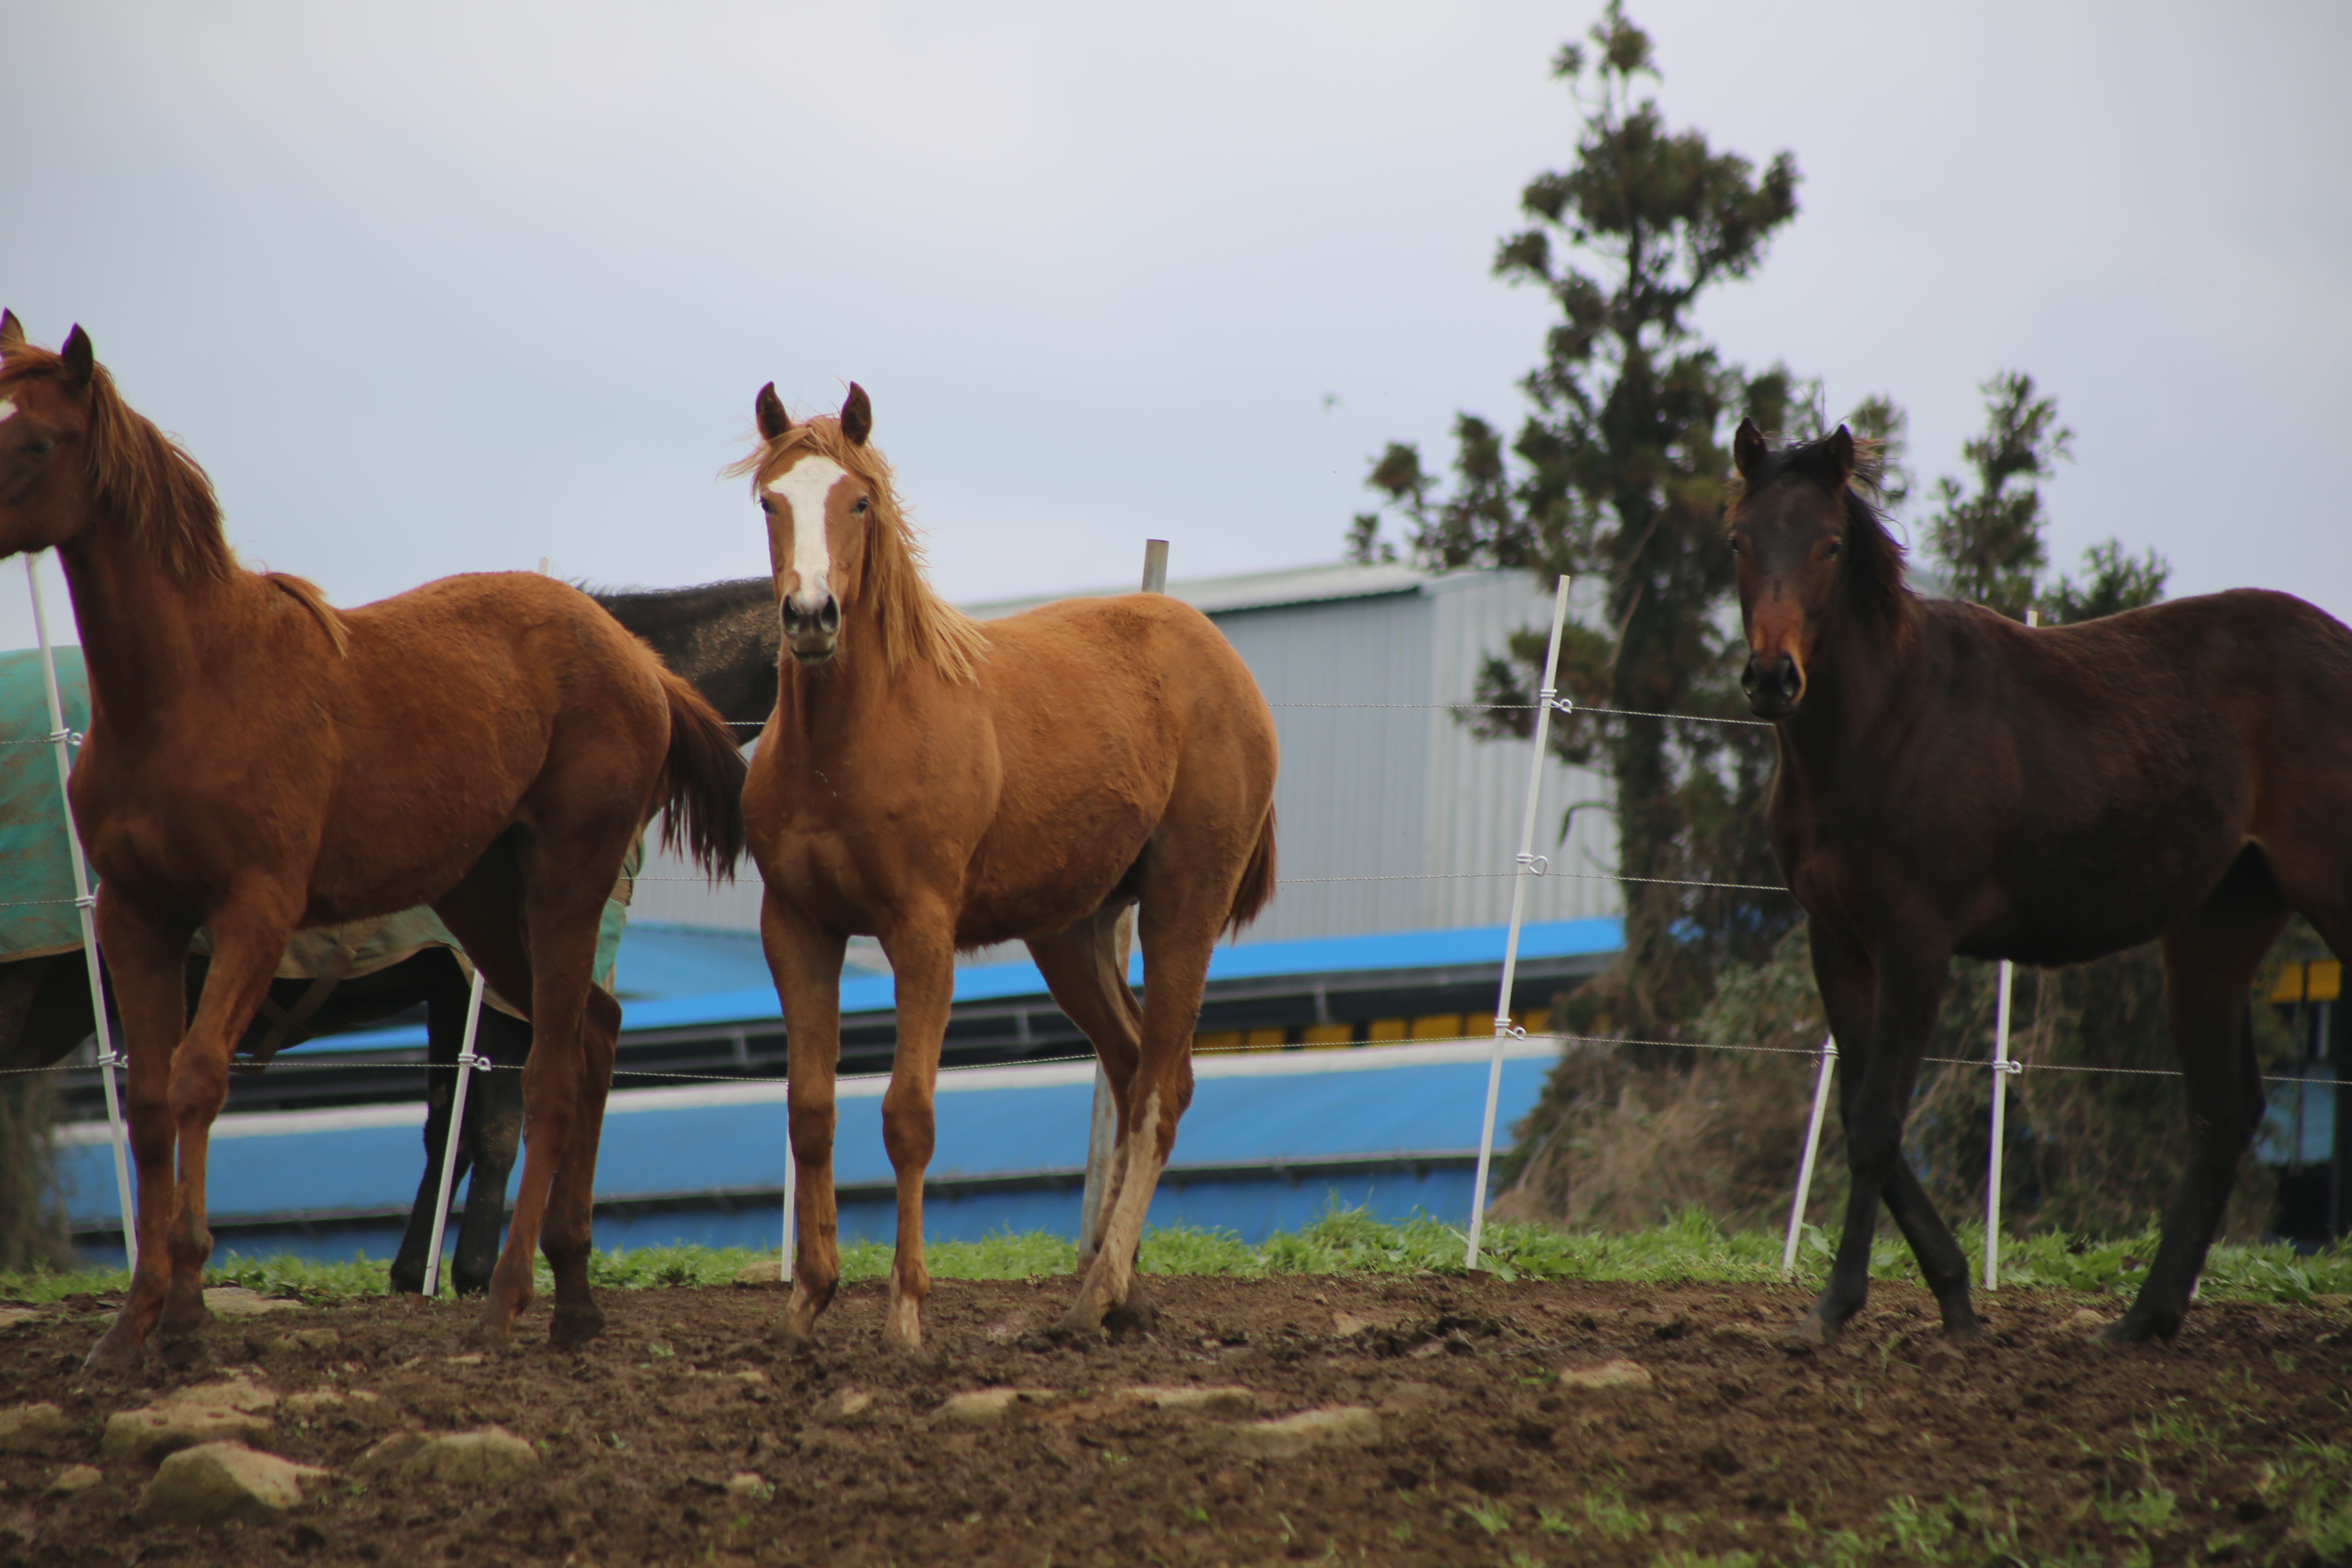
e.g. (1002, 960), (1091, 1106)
(4, 1), (2345, 657)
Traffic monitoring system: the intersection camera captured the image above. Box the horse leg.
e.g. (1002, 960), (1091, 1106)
(2109, 851), (2287, 1344)
(430, 845), (554, 1349)
(389, 953), (470, 1297)
(542, 980), (619, 1346)
(1027, 908), (1149, 1294)
(1790, 930), (1951, 1352)
(1062, 903), (1210, 1339)
(762, 895), (846, 1348)
(154, 904), (294, 1363)
(872, 915), (956, 1354)
(82, 904), (194, 1374)
(1806, 922), (1977, 1339)
(453, 1006), (532, 1297)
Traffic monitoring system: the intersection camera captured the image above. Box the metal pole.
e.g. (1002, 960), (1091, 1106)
(1984, 960), (2015, 1290)
(25, 553), (136, 1268)
(1466, 573), (1572, 1270)
(1080, 539), (1168, 1259)
(1782, 1035), (1838, 1279)
(781, 1119), (796, 1282)
(421, 969), (487, 1298)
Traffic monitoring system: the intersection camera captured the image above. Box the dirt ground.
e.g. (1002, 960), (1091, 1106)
(3, 1272), (2349, 1567)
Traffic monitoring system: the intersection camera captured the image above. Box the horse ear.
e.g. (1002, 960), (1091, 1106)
(0, 311), (23, 352)
(1733, 417), (1769, 480)
(60, 326), (94, 389)
(1825, 425), (1856, 485)
(754, 383), (792, 442)
(840, 383), (871, 447)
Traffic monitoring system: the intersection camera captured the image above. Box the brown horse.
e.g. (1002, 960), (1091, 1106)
(1729, 418), (2352, 1348)
(736, 383), (1276, 1350)
(0, 315), (746, 1369)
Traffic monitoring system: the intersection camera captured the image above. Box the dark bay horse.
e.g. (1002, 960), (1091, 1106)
(0, 315), (746, 1368)
(1729, 418), (2350, 1347)
(736, 383), (1277, 1350)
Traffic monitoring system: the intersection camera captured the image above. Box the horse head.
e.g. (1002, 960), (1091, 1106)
(0, 313), (102, 559)
(747, 382), (877, 667)
(1727, 419), (1909, 719)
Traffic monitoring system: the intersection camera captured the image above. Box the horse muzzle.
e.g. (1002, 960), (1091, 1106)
(781, 593), (841, 665)
(1742, 648), (1805, 718)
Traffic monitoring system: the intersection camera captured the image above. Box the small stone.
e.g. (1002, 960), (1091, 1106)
(1376, 1381), (1446, 1416)
(1557, 1359), (1654, 1393)
(203, 1286), (301, 1318)
(283, 1391), (345, 1418)
(166, 1376), (279, 1412)
(1227, 1405), (1381, 1459)
(1331, 1313), (1383, 1339)
(724, 1471), (768, 1499)
(443, 1354), (483, 1366)
(0, 1307), (36, 1331)
(733, 1369), (769, 1386)
(2064, 1308), (2112, 1334)
(102, 1402), (272, 1464)
(0, 1403), (72, 1455)
(823, 1389), (873, 1420)
(400, 1427), (539, 1486)
(939, 1388), (1056, 1424)
(733, 1260), (784, 1286)
(134, 1441), (326, 1524)
(282, 1328), (341, 1351)
(1115, 1385), (1257, 1415)
(47, 1465), (103, 1496)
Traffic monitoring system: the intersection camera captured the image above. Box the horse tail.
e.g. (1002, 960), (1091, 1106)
(1223, 805), (1277, 936)
(650, 666), (748, 880)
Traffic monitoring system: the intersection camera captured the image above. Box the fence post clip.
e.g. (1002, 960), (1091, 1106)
(1515, 853), (1548, 876)
(1493, 1016), (1527, 1040)
(1991, 1058), (2022, 1076)
(1539, 687), (1574, 717)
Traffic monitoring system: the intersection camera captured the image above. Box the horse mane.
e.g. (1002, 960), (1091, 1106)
(266, 573), (351, 656)
(1724, 430), (1916, 643)
(724, 413), (989, 685)
(0, 343), (234, 585)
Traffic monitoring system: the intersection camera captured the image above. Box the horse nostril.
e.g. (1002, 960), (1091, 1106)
(1741, 653), (1766, 693)
(817, 596), (840, 635)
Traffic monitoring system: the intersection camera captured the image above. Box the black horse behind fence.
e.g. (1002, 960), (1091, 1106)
(2, 577), (779, 1292)
(1730, 419), (2352, 1346)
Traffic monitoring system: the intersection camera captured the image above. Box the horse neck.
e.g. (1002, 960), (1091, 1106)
(1777, 604), (1918, 771)
(54, 503), (242, 740)
(771, 599), (898, 750)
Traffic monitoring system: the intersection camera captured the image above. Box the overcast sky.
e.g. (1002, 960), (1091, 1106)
(4, 1), (2345, 656)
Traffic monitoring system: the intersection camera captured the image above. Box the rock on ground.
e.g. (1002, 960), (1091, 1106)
(202, 1287), (301, 1318)
(47, 1465), (102, 1495)
(102, 1379), (279, 1464)
(1116, 1385), (1258, 1414)
(134, 1442), (327, 1525)
(0, 1403), (72, 1456)
(399, 1428), (539, 1486)
(938, 1389), (1057, 1424)
(1227, 1406), (1382, 1458)
(1557, 1358), (1655, 1392)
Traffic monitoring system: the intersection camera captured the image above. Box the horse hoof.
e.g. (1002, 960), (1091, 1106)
(465, 1309), (514, 1351)
(1103, 1295), (1160, 1342)
(2097, 1314), (2167, 1349)
(881, 1305), (924, 1355)
(83, 1324), (145, 1376)
(550, 1303), (606, 1348)
(1781, 1311), (1837, 1353)
(158, 1332), (211, 1370)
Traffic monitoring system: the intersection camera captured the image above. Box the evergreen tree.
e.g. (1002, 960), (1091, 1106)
(1348, 4), (1801, 1028)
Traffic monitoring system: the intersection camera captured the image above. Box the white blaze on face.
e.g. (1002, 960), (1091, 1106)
(0, 399), (17, 426)
(766, 457), (849, 614)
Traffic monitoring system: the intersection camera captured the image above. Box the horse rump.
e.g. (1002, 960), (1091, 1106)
(1224, 804), (1277, 936)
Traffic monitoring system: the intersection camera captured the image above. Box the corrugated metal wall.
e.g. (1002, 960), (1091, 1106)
(628, 567), (1624, 945)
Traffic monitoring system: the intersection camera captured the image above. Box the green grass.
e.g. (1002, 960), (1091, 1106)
(5, 1205), (2349, 1304)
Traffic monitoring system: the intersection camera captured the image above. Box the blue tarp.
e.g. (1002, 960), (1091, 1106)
(0, 647), (89, 960)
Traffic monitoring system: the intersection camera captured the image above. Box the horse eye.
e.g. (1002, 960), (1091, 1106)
(1824, 541), (1842, 559)
(852, 497), (869, 514)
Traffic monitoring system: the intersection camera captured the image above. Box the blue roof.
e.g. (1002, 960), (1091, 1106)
(302, 916), (1624, 1054)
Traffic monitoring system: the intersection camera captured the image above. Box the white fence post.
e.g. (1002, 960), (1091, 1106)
(1466, 573), (1572, 1270)
(1782, 1034), (1838, 1279)
(1079, 539), (1167, 1261)
(1984, 958), (2016, 1290)
(421, 969), (488, 1298)
(24, 553), (136, 1268)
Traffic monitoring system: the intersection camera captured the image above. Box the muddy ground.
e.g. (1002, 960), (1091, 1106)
(3, 1273), (2349, 1566)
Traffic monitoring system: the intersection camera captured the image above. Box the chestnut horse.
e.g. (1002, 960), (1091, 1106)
(1730, 419), (2352, 1348)
(736, 383), (1276, 1350)
(0, 316), (746, 1369)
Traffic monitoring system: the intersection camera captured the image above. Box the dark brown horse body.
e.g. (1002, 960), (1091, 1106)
(1730, 420), (2350, 1347)
(0, 316), (745, 1369)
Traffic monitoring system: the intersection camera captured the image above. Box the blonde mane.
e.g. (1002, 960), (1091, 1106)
(725, 413), (989, 685)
